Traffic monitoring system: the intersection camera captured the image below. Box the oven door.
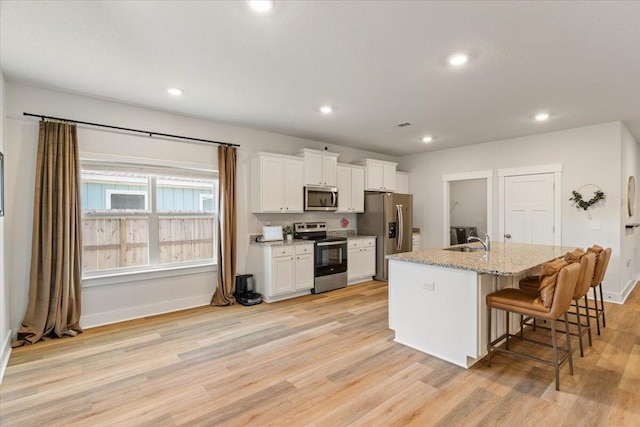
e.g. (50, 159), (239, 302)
(304, 187), (338, 211)
(315, 241), (348, 277)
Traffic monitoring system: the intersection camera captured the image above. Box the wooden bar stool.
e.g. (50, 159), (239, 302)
(520, 250), (597, 357)
(586, 246), (612, 335)
(487, 262), (580, 391)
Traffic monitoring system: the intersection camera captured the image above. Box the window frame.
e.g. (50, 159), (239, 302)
(81, 159), (218, 283)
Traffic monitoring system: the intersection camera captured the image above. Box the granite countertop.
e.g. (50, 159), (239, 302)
(386, 241), (579, 276)
(250, 233), (376, 246)
(250, 239), (314, 247)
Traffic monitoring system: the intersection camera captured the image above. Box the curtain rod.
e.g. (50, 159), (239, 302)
(22, 112), (240, 148)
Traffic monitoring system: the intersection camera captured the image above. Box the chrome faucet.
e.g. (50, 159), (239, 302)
(468, 231), (490, 251)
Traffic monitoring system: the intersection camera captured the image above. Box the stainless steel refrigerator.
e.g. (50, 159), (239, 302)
(357, 192), (413, 281)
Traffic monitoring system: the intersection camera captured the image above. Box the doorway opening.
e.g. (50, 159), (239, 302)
(442, 170), (493, 247)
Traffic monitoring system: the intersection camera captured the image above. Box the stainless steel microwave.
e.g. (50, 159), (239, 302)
(304, 186), (338, 211)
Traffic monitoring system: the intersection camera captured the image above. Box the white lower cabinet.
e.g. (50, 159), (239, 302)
(347, 238), (376, 284)
(251, 244), (315, 302)
(294, 249), (314, 291)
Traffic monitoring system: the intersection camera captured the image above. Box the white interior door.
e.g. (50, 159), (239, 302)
(504, 173), (555, 244)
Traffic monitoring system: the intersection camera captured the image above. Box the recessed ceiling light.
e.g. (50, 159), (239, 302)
(167, 87), (183, 96)
(320, 106), (333, 114)
(421, 136), (433, 143)
(448, 53), (468, 67)
(248, 1), (274, 13)
(535, 112), (550, 121)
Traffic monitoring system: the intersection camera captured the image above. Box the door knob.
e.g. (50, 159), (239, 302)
(505, 234), (512, 239)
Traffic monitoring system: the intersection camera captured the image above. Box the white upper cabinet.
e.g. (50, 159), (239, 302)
(283, 157), (304, 211)
(396, 171), (409, 194)
(354, 159), (398, 192)
(296, 148), (339, 187)
(251, 152), (304, 213)
(337, 164), (365, 213)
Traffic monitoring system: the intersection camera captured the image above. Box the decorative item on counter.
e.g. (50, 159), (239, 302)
(341, 217), (349, 228)
(283, 225), (294, 241)
(569, 184), (605, 211)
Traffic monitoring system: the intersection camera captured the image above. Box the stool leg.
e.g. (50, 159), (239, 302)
(584, 295), (592, 347)
(505, 311), (510, 350)
(487, 306), (492, 367)
(520, 314), (524, 339)
(564, 313), (574, 375)
(598, 283), (606, 328)
(592, 287), (601, 335)
(574, 298), (584, 357)
(551, 319), (560, 391)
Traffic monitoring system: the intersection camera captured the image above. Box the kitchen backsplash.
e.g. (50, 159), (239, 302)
(250, 212), (358, 235)
(249, 228), (356, 243)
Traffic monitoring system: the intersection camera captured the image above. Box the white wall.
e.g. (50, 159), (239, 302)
(0, 72), (11, 382)
(620, 124), (639, 302)
(400, 122), (635, 303)
(4, 81), (397, 334)
(449, 179), (487, 233)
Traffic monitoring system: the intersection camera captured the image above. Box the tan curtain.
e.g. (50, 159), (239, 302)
(13, 121), (83, 346)
(211, 145), (238, 306)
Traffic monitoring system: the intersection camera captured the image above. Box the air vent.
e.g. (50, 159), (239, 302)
(396, 122), (412, 127)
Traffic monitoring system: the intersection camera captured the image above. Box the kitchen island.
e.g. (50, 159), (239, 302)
(386, 242), (576, 368)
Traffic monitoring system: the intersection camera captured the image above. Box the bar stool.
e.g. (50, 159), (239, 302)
(520, 250), (597, 357)
(487, 261), (580, 391)
(586, 246), (612, 335)
(519, 248), (583, 292)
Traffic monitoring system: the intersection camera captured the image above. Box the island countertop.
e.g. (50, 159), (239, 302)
(386, 241), (579, 276)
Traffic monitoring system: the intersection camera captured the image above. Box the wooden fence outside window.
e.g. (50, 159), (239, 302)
(82, 216), (214, 272)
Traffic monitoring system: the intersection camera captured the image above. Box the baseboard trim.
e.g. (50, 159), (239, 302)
(80, 295), (212, 329)
(0, 330), (12, 384)
(348, 276), (374, 286)
(601, 280), (638, 304)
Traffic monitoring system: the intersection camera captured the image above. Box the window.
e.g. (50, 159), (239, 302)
(81, 161), (217, 276)
(106, 190), (148, 210)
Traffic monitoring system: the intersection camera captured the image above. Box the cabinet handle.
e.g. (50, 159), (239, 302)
(291, 257), (294, 260)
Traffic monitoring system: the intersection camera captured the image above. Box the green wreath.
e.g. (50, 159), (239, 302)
(570, 188), (605, 211)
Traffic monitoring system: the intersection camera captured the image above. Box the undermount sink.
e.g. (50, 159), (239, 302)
(444, 245), (486, 253)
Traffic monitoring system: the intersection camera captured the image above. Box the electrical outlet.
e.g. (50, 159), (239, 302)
(589, 221), (600, 230)
(422, 282), (435, 291)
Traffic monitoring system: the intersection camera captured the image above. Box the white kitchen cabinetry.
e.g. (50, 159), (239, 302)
(294, 245), (314, 291)
(354, 159), (398, 192)
(251, 152), (304, 213)
(396, 171), (409, 194)
(251, 244), (315, 302)
(347, 238), (376, 284)
(336, 164), (365, 213)
(296, 148), (339, 187)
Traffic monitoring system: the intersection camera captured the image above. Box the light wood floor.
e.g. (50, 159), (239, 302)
(1, 281), (639, 426)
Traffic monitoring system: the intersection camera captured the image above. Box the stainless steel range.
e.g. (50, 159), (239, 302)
(294, 222), (348, 294)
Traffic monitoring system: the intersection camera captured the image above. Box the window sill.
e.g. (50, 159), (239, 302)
(82, 263), (217, 288)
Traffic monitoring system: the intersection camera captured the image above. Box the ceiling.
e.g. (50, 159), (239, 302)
(1, 1), (639, 157)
